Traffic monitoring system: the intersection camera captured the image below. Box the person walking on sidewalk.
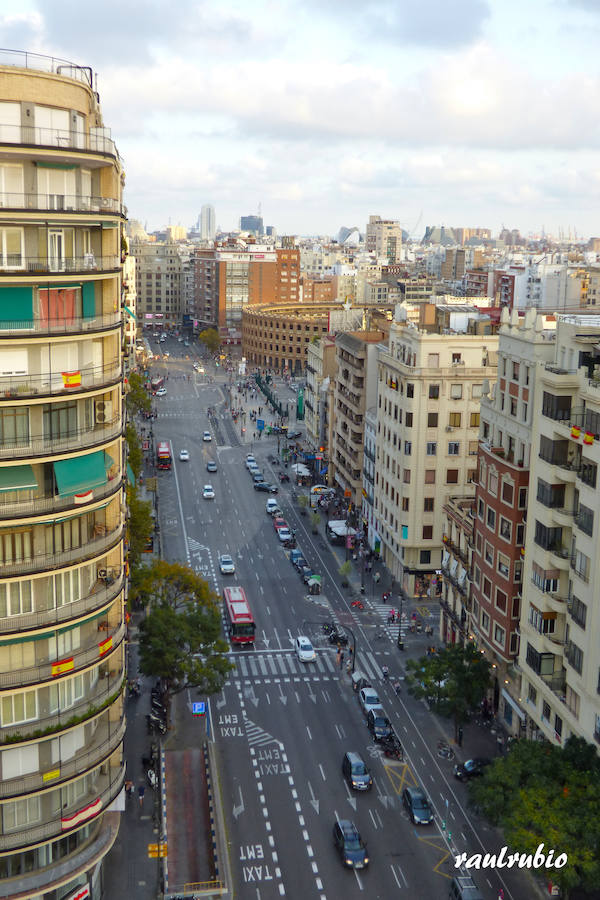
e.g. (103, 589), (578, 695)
(138, 784), (145, 808)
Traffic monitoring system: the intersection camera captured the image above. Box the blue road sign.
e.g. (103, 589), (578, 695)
(192, 702), (206, 716)
(256, 419), (265, 431)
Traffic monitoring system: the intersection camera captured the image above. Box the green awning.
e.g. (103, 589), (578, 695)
(104, 452), (115, 470)
(127, 463), (135, 486)
(123, 305), (136, 320)
(0, 465), (38, 493)
(54, 452), (108, 497)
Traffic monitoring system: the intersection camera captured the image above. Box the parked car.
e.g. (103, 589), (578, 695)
(289, 549), (306, 567)
(278, 527), (292, 543)
(402, 785), (434, 825)
(342, 751), (372, 791)
(287, 430), (302, 439)
(266, 499), (280, 515)
(351, 672), (371, 694)
(273, 517), (287, 531)
(332, 820), (369, 869)
(295, 636), (316, 662)
(252, 473), (265, 484)
(245, 455), (257, 469)
(254, 481), (278, 492)
(219, 554), (235, 574)
(358, 687), (381, 715)
(453, 758), (491, 782)
(367, 707), (393, 741)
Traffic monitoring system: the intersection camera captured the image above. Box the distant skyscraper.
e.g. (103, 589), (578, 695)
(240, 215), (264, 236)
(200, 204), (216, 240)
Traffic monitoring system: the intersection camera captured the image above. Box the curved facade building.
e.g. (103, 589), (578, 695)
(242, 303), (332, 374)
(0, 52), (126, 899)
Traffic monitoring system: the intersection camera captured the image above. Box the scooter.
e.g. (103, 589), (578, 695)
(146, 768), (158, 790)
(146, 713), (167, 735)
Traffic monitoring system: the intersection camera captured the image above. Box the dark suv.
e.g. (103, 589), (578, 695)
(332, 819), (369, 869)
(366, 707), (393, 741)
(342, 752), (372, 791)
(402, 785), (434, 825)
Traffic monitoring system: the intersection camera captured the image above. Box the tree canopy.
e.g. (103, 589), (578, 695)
(125, 423), (143, 480)
(126, 485), (153, 570)
(126, 371), (151, 416)
(198, 328), (220, 355)
(405, 642), (491, 736)
(137, 561), (232, 701)
(469, 736), (600, 898)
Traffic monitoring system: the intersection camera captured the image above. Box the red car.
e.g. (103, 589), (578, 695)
(273, 517), (288, 531)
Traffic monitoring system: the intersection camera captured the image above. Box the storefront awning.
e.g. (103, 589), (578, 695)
(0, 464), (38, 492)
(501, 688), (526, 721)
(53, 451), (108, 497)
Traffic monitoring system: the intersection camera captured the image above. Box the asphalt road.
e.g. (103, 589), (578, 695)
(148, 335), (535, 900)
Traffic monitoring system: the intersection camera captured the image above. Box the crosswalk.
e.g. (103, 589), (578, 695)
(227, 649), (384, 684)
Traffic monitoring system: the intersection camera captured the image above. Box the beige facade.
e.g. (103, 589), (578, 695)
(0, 52), (126, 899)
(242, 303), (330, 375)
(519, 315), (600, 748)
(374, 316), (497, 598)
(332, 331), (384, 505)
(305, 335), (336, 462)
(365, 215), (402, 263)
(132, 240), (184, 330)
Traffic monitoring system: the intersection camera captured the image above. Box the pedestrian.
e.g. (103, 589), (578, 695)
(138, 784), (145, 807)
(498, 890), (504, 900)
(336, 650), (341, 668)
(497, 734), (504, 755)
(125, 779), (134, 796)
(458, 726), (463, 748)
(340, 651), (344, 670)
(391, 608), (396, 623)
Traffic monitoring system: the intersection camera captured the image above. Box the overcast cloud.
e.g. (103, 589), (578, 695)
(1, 0), (598, 238)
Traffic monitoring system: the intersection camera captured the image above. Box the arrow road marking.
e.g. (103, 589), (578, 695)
(343, 781), (357, 811)
(278, 684), (287, 706)
(233, 786), (244, 820)
(307, 781), (319, 814)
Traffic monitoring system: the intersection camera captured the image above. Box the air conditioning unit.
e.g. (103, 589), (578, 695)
(445, 426), (453, 432)
(98, 567), (108, 579)
(95, 400), (113, 424)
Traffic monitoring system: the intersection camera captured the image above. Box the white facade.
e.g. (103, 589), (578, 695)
(200, 204), (216, 241)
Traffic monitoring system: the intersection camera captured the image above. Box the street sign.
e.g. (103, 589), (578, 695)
(192, 702), (206, 716)
(256, 419), (264, 431)
(148, 842), (168, 858)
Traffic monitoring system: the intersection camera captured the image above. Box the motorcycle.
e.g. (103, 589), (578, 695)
(146, 768), (158, 790)
(381, 736), (403, 760)
(146, 713), (167, 735)
(327, 631), (348, 646)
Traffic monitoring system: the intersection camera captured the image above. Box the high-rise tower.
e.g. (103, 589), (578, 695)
(200, 204), (215, 241)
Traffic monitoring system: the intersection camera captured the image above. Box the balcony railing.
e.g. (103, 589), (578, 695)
(0, 471), (122, 521)
(0, 418), (123, 461)
(0, 254), (120, 275)
(0, 573), (123, 634)
(0, 122), (117, 159)
(0, 618), (125, 688)
(0, 360), (121, 400)
(0, 714), (125, 799)
(0, 48), (95, 85)
(0, 522), (123, 579)
(0, 192), (124, 214)
(0, 311), (122, 336)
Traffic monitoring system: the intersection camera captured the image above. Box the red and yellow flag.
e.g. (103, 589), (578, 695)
(62, 371), (81, 388)
(51, 657), (74, 677)
(583, 431), (594, 445)
(98, 636), (113, 656)
(571, 425), (581, 440)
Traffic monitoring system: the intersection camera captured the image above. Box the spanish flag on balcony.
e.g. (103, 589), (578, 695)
(62, 371), (81, 389)
(571, 425), (581, 440)
(51, 657), (74, 677)
(583, 431), (595, 445)
(98, 636), (113, 656)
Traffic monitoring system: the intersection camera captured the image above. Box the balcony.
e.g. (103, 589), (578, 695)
(0, 470), (122, 521)
(0, 255), (120, 275)
(545, 592), (570, 614)
(0, 192), (124, 215)
(0, 573), (124, 635)
(0, 522), (123, 578)
(0, 360), (121, 401)
(0, 311), (122, 336)
(0, 713), (125, 799)
(554, 462), (579, 483)
(549, 546), (572, 570)
(0, 418), (123, 461)
(551, 507), (577, 527)
(0, 618), (125, 688)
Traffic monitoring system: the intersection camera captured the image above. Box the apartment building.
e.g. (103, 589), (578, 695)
(305, 334), (336, 459)
(132, 240), (183, 330)
(0, 51), (126, 899)
(362, 407), (378, 551)
(441, 248), (466, 282)
(473, 309), (556, 732)
(441, 495), (474, 643)
(242, 303), (330, 374)
(332, 332), (384, 506)
(374, 311), (497, 599)
(365, 216), (402, 263)
(519, 315), (600, 748)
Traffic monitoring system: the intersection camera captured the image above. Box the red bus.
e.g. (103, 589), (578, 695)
(156, 441), (172, 470)
(223, 586), (256, 646)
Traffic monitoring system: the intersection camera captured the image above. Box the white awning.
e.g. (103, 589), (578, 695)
(442, 550), (450, 569)
(458, 567), (467, 586)
(501, 688), (526, 721)
(449, 557), (459, 577)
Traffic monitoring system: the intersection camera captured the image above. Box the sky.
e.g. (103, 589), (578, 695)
(2, 0), (600, 239)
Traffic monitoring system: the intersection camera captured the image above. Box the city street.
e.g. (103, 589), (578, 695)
(135, 335), (537, 900)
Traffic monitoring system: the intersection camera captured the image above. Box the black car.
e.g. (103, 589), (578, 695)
(254, 482), (278, 493)
(287, 430), (302, 439)
(366, 707), (393, 741)
(292, 556), (308, 571)
(453, 758), (491, 782)
(332, 820), (369, 869)
(402, 785), (434, 825)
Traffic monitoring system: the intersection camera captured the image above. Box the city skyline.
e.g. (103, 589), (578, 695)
(3, 0), (600, 237)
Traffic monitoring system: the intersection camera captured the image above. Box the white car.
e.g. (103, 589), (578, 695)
(203, 484), (215, 500)
(295, 636), (316, 663)
(245, 456), (257, 469)
(203, 431), (212, 442)
(278, 527), (292, 543)
(179, 449), (190, 461)
(266, 498), (279, 514)
(219, 554), (235, 574)
(358, 687), (381, 715)
(156, 387), (167, 397)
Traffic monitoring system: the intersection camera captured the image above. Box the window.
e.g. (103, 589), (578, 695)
(3, 797), (41, 832)
(426, 442), (437, 456)
(539, 435), (568, 466)
(533, 521), (562, 552)
(0, 406), (30, 449)
(405, 413), (413, 427)
(502, 480), (514, 504)
(404, 440), (412, 455)
(565, 640), (583, 675)
(541, 700), (551, 722)
(448, 412), (461, 427)
(542, 392), (570, 422)
(1, 690), (37, 726)
(446, 469), (458, 484)
(448, 442), (459, 455)
(424, 497), (434, 512)
(493, 624), (506, 648)
(528, 683), (537, 705)
(576, 504), (594, 537)
(472, 384), (482, 399)
(512, 361), (520, 381)
(484, 541), (494, 565)
(474, 566), (481, 586)
(429, 385), (439, 399)
(420, 550), (431, 564)
(514, 561), (523, 583)
(483, 577), (491, 599)
(450, 384), (462, 400)
(495, 589), (507, 612)
(0, 227), (24, 269)
(406, 384), (414, 398)
(516, 524), (524, 545)
(518, 487), (527, 508)
(403, 469), (411, 484)
(452, 353), (462, 364)
(499, 517), (511, 541)
(0, 581), (33, 616)
(510, 398), (517, 417)
(425, 470), (436, 484)
(488, 470), (498, 495)
(477, 498), (484, 519)
(0, 529), (33, 565)
(573, 549), (590, 582)
(481, 610), (490, 631)
(569, 596), (587, 629)
(486, 507), (496, 529)
(402, 497), (409, 511)
(497, 553), (510, 578)
(470, 412), (480, 427)
(427, 412), (438, 427)
(422, 525), (433, 540)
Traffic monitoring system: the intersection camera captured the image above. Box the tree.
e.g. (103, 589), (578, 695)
(126, 485), (153, 570)
(405, 643), (491, 738)
(137, 561), (233, 719)
(126, 371), (151, 416)
(198, 328), (220, 355)
(338, 560), (352, 586)
(311, 511), (321, 534)
(125, 423), (143, 480)
(297, 493), (308, 516)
